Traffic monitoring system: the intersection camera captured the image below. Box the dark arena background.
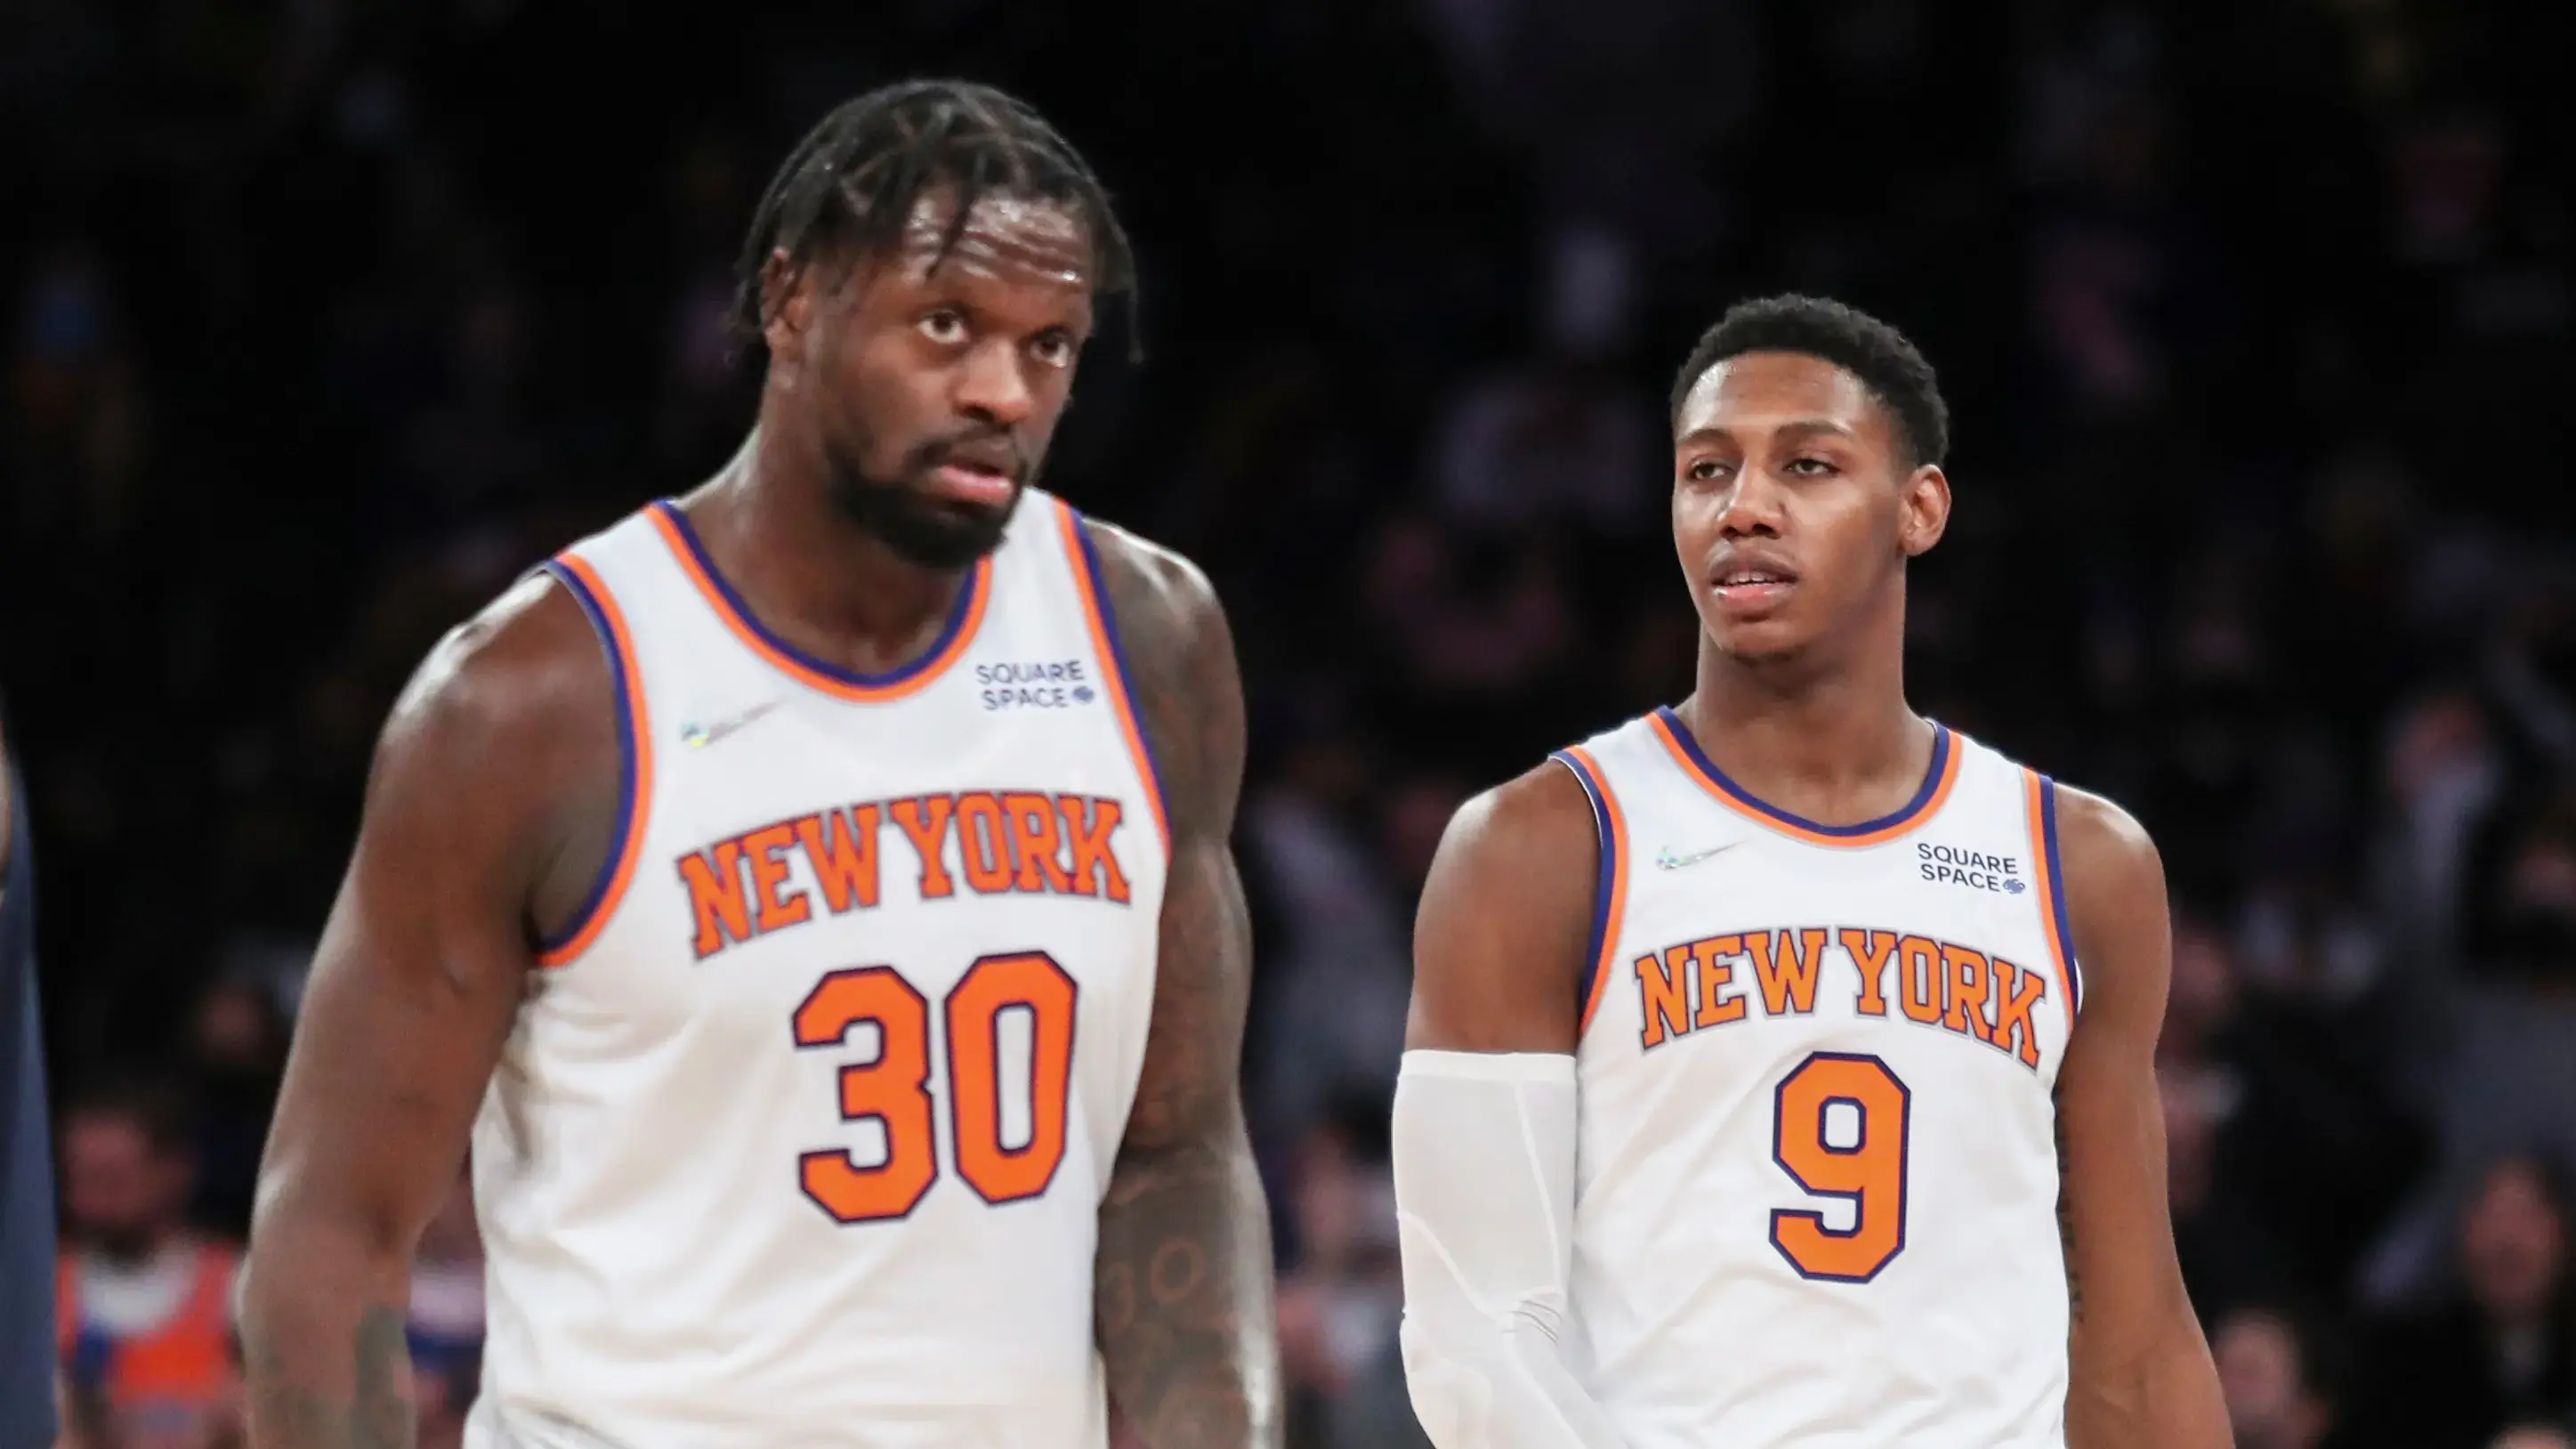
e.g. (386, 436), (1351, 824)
(6, 1), (2576, 1446)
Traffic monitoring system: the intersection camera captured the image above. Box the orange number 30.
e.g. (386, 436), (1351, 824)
(1769, 1051), (1910, 1283)
(792, 951), (1078, 1224)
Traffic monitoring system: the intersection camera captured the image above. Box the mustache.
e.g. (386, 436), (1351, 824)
(905, 427), (1030, 486)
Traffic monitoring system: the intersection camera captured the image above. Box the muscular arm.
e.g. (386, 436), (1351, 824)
(2054, 788), (2231, 1449)
(1086, 521), (1282, 1449)
(239, 577), (614, 1449)
(1393, 765), (1627, 1448)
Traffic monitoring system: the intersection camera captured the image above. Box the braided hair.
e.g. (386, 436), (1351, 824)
(731, 78), (1137, 352)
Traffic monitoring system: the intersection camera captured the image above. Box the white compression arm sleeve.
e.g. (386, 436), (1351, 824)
(1392, 1050), (1628, 1449)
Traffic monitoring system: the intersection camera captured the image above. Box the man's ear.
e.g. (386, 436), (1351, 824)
(1899, 463), (1950, 558)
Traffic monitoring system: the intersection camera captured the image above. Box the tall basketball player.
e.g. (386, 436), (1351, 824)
(241, 82), (1280, 1449)
(1391, 296), (2228, 1447)
(0, 714), (63, 1449)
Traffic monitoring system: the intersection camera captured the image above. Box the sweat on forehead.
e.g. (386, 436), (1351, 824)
(892, 191), (1097, 283)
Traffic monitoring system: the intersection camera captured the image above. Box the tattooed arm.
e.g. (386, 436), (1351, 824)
(1086, 519), (1283, 1449)
(2053, 787), (2230, 1449)
(241, 576), (618, 1449)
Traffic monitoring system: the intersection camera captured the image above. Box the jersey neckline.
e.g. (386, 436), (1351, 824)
(644, 498), (993, 703)
(1646, 705), (1959, 848)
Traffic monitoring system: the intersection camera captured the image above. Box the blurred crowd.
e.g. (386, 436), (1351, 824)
(6, 0), (2576, 1446)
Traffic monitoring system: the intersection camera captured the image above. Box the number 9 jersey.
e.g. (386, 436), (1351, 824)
(1551, 709), (2081, 1448)
(464, 493), (1167, 1449)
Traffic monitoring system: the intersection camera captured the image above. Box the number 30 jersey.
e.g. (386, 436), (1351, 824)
(464, 492), (1168, 1449)
(1552, 710), (2080, 1449)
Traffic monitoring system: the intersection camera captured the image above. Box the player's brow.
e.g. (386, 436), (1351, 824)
(1676, 417), (1857, 448)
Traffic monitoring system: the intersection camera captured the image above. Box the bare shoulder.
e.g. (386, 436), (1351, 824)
(1079, 513), (1224, 640)
(1408, 757), (1602, 1054)
(1078, 514), (1241, 838)
(359, 569), (620, 927)
(2049, 782), (2171, 1030)
(2052, 784), (2165, 927)
(381, 571), (608, 795)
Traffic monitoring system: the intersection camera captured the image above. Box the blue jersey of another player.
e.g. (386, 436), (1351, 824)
(0, 751), (59, 1449)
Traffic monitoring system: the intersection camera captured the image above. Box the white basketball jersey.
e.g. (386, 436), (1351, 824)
(464, 492), (1169, 1449)
(1553, 708), (2080, 1449)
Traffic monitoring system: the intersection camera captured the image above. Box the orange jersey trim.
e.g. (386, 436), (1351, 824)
(1052, 500), (1171, 855)
(2021, 768), (2082, 1027)
(1556, 745), (1629, 1036)
(537, 552), (654, 967)
(1647, 708), (1960, 849)
(644, 502), (992, 705)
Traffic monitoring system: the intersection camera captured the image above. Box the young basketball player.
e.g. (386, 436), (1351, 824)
(241, 81), (1280, 1449)
(1392, 296), (2228, 1447)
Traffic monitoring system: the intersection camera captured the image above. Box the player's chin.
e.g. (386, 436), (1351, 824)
(1699, 606), (1813, 661)
(868, 488), (1015, 569)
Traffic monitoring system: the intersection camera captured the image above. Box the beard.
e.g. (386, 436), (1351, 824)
(80, 1217), (167, 1266)
(826, 427), (1034, 571)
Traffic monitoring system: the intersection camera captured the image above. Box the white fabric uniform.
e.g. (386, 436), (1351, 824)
(1550, 708), (2081, 1448)
(464, 491), (1169, 1449)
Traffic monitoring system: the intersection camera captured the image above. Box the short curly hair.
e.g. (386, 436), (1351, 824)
(1669, 295), (1950, 467)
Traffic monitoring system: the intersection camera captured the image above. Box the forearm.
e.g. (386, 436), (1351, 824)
(1393, 1052), (1626, 1449)
(238, 1209), (417, 1449)
(2067, 1321), (2231, 1449)
(1095, 1122), (1283, 1449)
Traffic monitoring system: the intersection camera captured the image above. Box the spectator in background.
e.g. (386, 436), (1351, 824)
(1426, 225), (1658, 540)
(53, 1079), (239, 1449)
(2214, 1302), (2343, 1449)
(2370, 803), (2576, 1307)
(2161, 915), (2297, 1322)
(182, 978), (286, 1242)
(1275, 1097), (1417, 1449)
(408, 1168), (482, 1449)
(2350, 1154), (2576, 1449)
(2496, 1428), (2576, 1449)
(1240, 699), (1413, 1162)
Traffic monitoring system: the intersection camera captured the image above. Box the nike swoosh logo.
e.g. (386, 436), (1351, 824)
(681, 699), (782, 749)
(1654, 842), (1740, 870)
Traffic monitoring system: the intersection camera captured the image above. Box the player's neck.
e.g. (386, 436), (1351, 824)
(687, 430), (974, 671)
(1682, 620), (1931, 825)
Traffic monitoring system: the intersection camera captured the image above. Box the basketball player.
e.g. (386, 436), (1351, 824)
(240, 81), (1279, 1448)
(0, 715), (64, 1449)
(1391, 296), (2229, 1447)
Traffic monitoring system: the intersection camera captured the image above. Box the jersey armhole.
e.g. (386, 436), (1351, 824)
(1053, 501), (1173, 857)
(533, 556), (654, 967)
(1550, 747), (1627, 1040)
(2019, 768), (2082, 1023)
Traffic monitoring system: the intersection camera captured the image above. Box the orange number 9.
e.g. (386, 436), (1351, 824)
(793, 967), (939, 1223)
(1769, 1051), (1910, 1283)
